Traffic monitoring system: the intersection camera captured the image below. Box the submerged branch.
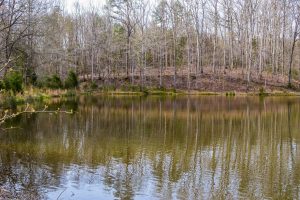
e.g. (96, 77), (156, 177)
(0, 104), (73, 126)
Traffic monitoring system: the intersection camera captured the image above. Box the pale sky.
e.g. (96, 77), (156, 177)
(64, 0), (156, 12)
(65, 0), (106, 12)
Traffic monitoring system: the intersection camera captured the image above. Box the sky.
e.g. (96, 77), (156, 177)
(65, 0), (106, 12)
(64, 0), (157, 12)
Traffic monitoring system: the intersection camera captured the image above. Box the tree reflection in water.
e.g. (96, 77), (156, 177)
(0, 96), (300, 199)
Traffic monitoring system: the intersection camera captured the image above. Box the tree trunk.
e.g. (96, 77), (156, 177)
(288, 23), (298, 87)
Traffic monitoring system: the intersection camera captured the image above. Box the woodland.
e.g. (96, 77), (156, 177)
(0, 0), (300, 92)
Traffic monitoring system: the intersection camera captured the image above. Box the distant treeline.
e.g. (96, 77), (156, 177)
(0, 0), (299, 90)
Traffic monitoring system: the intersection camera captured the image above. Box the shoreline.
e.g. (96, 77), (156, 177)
(88, 90), (300, 97)
(1, 86), (300, 109)
(80, 86), (300, 97)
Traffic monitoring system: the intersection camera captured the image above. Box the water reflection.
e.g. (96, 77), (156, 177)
(0, 96), (300, 199)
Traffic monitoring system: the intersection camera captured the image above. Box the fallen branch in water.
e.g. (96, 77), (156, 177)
(0, 104), (73, 126)
(1, 127), (22, 131)
(57, 188), (67, 200)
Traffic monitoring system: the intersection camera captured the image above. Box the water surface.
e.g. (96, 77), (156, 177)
(1, 96), (300, 199)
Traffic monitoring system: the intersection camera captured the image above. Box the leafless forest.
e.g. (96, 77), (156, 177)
(0, 0), (300, 91)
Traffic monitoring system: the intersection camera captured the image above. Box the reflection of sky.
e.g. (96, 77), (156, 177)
(43, 149), (254, 200)
(45, 163), (159, 200)
(46, 164), (116, 200)
(47, 181), (114, 200)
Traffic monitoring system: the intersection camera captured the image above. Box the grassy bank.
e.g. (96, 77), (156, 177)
(1, 84), (300, 110)
(0, 87), (76, 109)
(80, 83), (300, 97)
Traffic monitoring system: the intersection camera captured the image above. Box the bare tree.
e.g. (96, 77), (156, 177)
(288, 0), (300, 87)
(108, 0), (139, 82)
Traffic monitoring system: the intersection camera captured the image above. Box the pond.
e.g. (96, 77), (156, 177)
(0, 96), (300, 199)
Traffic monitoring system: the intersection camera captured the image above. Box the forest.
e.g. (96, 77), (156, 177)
(0, 0), (300, 93)
(2, 1), (300, 199)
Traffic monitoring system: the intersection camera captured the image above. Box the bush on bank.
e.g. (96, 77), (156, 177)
(1, 70), (23, 94)
(37, 71), (79, 90)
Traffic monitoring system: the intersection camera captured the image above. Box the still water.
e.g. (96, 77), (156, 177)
(0, 96), (300, 199)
